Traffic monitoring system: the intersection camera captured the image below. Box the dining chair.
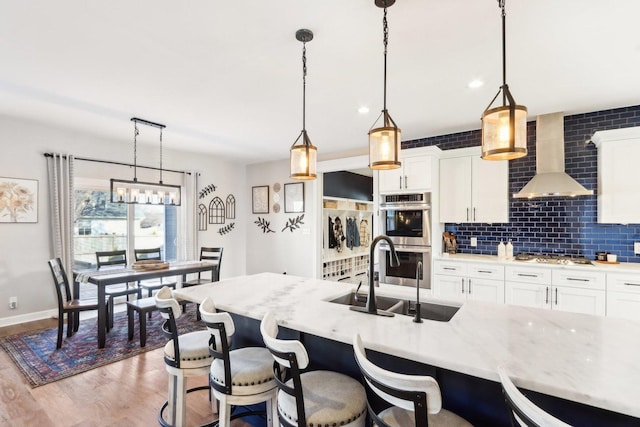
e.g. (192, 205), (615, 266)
(183, 247), (223, 287)
(96, 249), (141, 328)
(48, 258), (110, 349)
(134, 247), (177, 297)
(353, 333), (472, 427)
(498, 366), (571, 427)
(260, 311), (367, 427)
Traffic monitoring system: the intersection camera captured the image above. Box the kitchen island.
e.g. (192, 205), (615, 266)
(174, 272), (640, 426)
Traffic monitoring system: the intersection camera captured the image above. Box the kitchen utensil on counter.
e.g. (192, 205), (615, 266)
(443, 231), (457, 254)
(596, 251), (608, 261)
(607, 253), (618, 262)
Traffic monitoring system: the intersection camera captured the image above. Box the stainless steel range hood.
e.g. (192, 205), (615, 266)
(513, 112), (593, 198)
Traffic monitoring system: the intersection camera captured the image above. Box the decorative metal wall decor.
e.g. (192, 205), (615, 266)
(0, 176), (38, 223)
(218, 223), (235, 235)
(226, 194), (236, 219)
(282, 214), (305, 232)
(208, 197), (225, 224)
(198, 204), (207, 231)
(252, 186), (269, 214)
(254, 217), (275, 233)
(199, 184), (217, 199)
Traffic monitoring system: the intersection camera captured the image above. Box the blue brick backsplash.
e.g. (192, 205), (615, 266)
(405, 105), (640, 263)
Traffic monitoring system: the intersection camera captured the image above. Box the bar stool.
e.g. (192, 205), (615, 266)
(260, 312), (367, 427)
(155, 286), (213, 427)
(498, 366), (571, 427)
(353, 333), (472, 427)
(199, 297), (278, 427)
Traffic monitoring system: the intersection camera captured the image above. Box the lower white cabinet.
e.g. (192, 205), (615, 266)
(505, 266), (605, 316)
(433, 260), (504, 304)
(606, 272), (640, 321)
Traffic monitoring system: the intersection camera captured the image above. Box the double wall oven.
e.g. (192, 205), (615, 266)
(379, 193), (431, 288)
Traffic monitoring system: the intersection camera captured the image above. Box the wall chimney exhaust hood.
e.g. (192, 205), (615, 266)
(513, 112), (593, 198)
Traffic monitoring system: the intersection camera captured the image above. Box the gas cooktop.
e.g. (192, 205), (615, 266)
(514, 253), (593, 266)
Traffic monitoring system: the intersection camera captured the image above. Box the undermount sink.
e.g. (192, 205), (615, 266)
(328, 291), (460, 322)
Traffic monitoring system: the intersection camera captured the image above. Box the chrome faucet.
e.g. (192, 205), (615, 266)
(350, 235), (400, 317)
(414, 261), (423, 323)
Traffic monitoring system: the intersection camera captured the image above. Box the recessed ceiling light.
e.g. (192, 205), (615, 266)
(468, 79), (484, 89)
(358, 106), (370, 114)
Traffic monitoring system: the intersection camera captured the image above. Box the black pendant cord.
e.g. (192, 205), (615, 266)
(500, 0), (507, 106)
(382, 6), (389, 115)
(302, 41), (307, 133)
(133, 123), (139, 182)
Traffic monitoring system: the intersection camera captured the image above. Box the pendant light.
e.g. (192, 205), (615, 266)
(481, 0), (527, 161)
(369, 0), (401, 170)
(110, 117), (181, 205)
(289, 29), (317, 180)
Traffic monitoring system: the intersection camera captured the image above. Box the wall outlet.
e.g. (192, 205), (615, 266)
(470, 237), (478, 247)
(635, 242), (640, 255)
(9, 296), (18, 310)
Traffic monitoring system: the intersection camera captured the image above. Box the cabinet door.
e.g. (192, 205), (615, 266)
(468, 278), (505, 304)
(505, 281), (550, 309)
(554, 286), (606, 316)
(404, 156), (432, 191)
(378, 167), (404, 193)
(598, 139), (640, 224)
(439, 157), (472, 222)
(607, 291), (640, 321)
(471, 156), (509, 223)
(432, 274), (465, 301)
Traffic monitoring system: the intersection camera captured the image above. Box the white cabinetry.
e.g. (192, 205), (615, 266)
(593, 126), (640, 224)
(322, 197), (373, 284)
(505, 266), (605, 315)
(439, 147), (509, 223)
(433, 260), (504, 303)
(379, 155), (432, 193)
(606, 272), (640, 321)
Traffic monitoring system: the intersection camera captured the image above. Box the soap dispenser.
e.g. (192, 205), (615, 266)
(506, 240), (514, 260)
(498, 241), (506, 260)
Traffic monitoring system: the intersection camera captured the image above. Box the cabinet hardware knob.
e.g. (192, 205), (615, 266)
(461, 278), (465, 293)
(623, 282), (640, 287)
(566, 277), (589, 282)
(518, 273), (538, 278)
(555, 287), (559, 305)
(545, 287), (549, 304)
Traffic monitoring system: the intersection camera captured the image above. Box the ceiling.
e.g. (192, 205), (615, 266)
(2, 1), (639, 165)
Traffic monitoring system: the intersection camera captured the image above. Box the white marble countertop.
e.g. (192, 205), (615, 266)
(436, 253), (640, 273)
(174, 272), (640, 419)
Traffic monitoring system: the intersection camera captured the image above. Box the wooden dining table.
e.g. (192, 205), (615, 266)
(74, 260), (218, 348)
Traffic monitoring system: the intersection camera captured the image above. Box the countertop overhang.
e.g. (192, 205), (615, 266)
(174, 272), (640, 419)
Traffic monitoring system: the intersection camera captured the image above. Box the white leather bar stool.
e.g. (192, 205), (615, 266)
(155, 286), (213, 427)
(260, 311), (367, 427)
(199, 297), (278, 427)
(353, 333), (472, 427)
(498, 366), (571, 427)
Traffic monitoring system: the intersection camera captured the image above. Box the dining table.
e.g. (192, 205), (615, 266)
(74, 260), (218, 348)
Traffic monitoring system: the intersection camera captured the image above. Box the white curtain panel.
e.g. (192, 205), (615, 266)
(47, 154), (75, 278)
(179, 170), (198, 261)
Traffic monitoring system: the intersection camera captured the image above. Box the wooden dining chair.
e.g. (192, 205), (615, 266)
(134, 247), (177, 297)
(183, 247), (223, 287)
(96, 250), (141, 328)
(48, 258), (110, 349)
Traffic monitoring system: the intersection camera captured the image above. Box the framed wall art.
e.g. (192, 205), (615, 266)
(0, 177), (38, 223)
(284, 182), (305, 213)
(252, 185), (269, 214)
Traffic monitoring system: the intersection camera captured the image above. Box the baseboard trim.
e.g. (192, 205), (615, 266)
(0, 309), (57, 328)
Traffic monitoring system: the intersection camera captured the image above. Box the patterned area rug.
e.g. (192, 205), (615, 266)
(0, 308), (204, 387)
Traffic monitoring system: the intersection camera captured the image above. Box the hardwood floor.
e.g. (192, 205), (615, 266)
(0, 318), (252, 427)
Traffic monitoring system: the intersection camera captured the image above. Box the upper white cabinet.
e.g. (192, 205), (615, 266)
(378, 150), (435, 193)
(439, 147), (509, 223)
(593, 126), (640, 224)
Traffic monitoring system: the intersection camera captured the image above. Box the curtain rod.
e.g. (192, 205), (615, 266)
(43, 153), (191, 175)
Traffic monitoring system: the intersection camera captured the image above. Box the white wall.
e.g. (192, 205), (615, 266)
(245, 159), (318, 277)
(0, 114), (246, 325)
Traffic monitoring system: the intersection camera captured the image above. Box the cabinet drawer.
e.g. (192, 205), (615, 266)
(607, 272), (640, 294)
(468, 263), (504, 280)
(607, 291), (640, 320)
(434, 260), (468, 276)
(505, 266), (551, 285)
(552, 269), (605, 290)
